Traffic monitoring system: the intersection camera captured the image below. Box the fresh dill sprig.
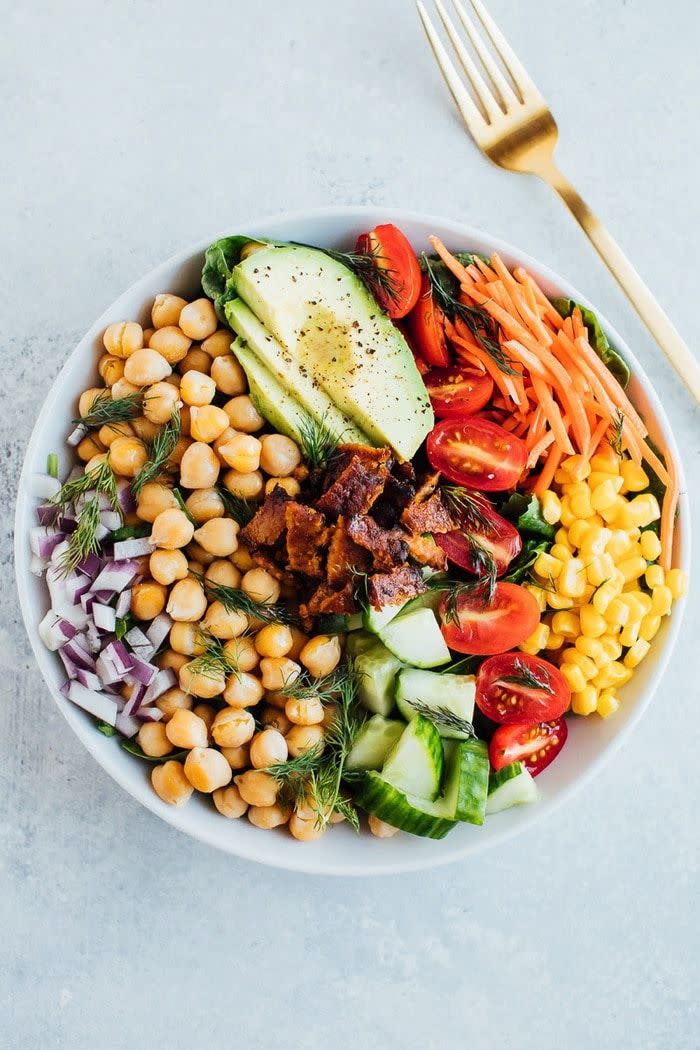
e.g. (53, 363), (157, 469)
(406, 699), (476, 739)
(131, 412), (182, 497)
(324, 246), (402, 308)
(426, 572), (496, 624)
(298, 411), (343, 471)
(465, 533), (498, 583)
(72, 391), (142, 430)
(172, 487), (196, 524)
(611, 409), (625, 458)
(194, 572), (297, 626)
(186, 632), (240, 682)
(216, 485), (255, 527)
(279, 663), (355, 705)
(51, 455), (119, 514)
(498, 656), (554, 695)
(440, 486), (493, 532)
(265, 744), (325, 805)
(52, 458), (121, 576)
(422, 253), (517, 375)
(58, 494), (102, 575)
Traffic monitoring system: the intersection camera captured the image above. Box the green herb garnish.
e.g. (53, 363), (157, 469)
(173, 487), (197, 524)
(405, 699), (476, 738)
(186, 632), (240, 683)
(72, 391), (142, 430)
(441, 486), (493, 532)
(121, 740), (188, 763)
(216, 486), (255, 527)
(298, 411), (343, 471)
(498, 656), (554, 695)
(195, 573), (297, 627)
(96, 721), (117, 737)
(426, 573), (496, 625)
(115, 614), (133, 641)
(52, 458), (121, 575)
(47, 453), (59, 479)
(131, 412), (182, 497)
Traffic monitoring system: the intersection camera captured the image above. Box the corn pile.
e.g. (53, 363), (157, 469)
(518, 446), (687, 719)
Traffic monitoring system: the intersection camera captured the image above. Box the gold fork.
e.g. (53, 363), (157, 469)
(417, 0), (700, 404)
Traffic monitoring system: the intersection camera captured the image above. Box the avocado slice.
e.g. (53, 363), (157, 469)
(225, 299), (368, 445)
(232, 244), (434, 460)
(230, 337), (312, 446)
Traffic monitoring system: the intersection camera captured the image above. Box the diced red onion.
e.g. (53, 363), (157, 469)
(30, 525), (65, 560)
(100, 510), (122, 532)
(84, 623), (103, 653)
(143, 668), (176, 703)
(75, 668), (103, 691)
(36, 503), (59, 526)
(113, 536), (155, 559)
(144, 612), (172, 649)
(65, 572), (91, 605)
(30, 473), (61, 500)
(30, 553), (49, 577)
(115, 590), (131, 618)
(61, 637), (97, 671)
(124, 626), (150, 649)
(90, 560), (139, 595)
(66, 681), (118, 725)
(39, 611), (74, 650)
(117, 478), (136, 514)
(93, 603), (116, 632)
(128, 655), (158, 686)
(130, 643), (156, 662)
(103, 639), (133, 674)
(123, 682), (147, 716)
(59, 650), (78, 678)
(66, 424), (87, 447)
(80, 592), (96, 614)
(77, 552), (101, 579)
(46, 565), (89, 628)
(136, 706), (163, 722)
(115, 711), (140, 738)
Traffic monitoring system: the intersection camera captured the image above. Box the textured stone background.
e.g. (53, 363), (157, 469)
(1, 1), (698, 1047)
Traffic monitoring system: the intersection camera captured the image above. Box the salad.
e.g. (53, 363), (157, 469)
(29, 223), (687, 842)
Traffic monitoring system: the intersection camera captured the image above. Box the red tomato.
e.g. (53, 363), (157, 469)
(439, 582), (540, 655)
(427, 416), (527, 491)
(355, 224), (421, 319)
(476, 653), (570, 724)
(436, 501), (521, 576)
(406, 275), (451, 366)
(489, 718), (568, 776)
(425, 367), (494, 418)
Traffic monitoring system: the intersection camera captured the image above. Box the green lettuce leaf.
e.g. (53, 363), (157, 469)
(499, 493), (556, 540)
(552, 297), (630, 388)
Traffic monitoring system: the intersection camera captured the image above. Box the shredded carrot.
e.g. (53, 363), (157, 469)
(534, 444), (564, 497)
(588, 417), (612, 457)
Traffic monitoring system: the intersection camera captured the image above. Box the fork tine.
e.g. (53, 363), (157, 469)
(432, 0), (497, 123)
(449, 0), (516, 112)
(416, 1), (486, 134)
(467, 0), (538, 103)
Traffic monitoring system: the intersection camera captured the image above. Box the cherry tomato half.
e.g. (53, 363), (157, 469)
(406, 275), (451, 367)
(425, 366), (494, 418)
(436, 500), (521, 577)
(476, 653), (570, 724)
(489, 717), (568, 776)
(439, 582), (540, 656)
(427, 416), (527, 491)
(355, 224), (421, 319)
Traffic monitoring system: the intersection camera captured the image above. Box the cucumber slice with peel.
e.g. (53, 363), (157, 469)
(362, 600), (407, 634)
(486, 762), (539, 814)
(345, 715), (405, 772)
(381, 715), (444, 801)
(395, 668), (476, 739)
(378, 608), (450, 668)
(355, 642), (402, 715)
(450, 738), (489, 824)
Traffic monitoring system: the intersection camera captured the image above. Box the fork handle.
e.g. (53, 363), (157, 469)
(541, 163), (700, 404)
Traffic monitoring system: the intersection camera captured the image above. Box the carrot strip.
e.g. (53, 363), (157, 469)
(429, 236), (473, 285)
(533, 444), (564, 497)
(532, 377), (575, 455)
(588, 417), (611, 457)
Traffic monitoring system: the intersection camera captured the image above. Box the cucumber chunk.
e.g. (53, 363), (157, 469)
(486, 762), (539, 814)
(345, 715), (405, 772)
(362, 600), (407, 635)
(451, 738), (489, 825)
(378, 608), (450, 668)
(345, 630), (376, 661)
(355, 642), (402, 715)
(381, 715), (444, 800)
(395, 668), (476, 739)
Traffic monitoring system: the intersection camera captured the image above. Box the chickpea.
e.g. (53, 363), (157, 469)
(210, 354), (246, 395)
(289, 812), (325, 842)
(300, 635), (342, 679)
(242, 568), (281, 605)
(221, 745), (250, 770)
(155, 686), (193, 720)
(192, 703), (216, 737)
(223, 395), (265, 433)
(180, 441), (220, 490)
(202, 329), (234, 359)
(148, 326), (192, 365)
(218, 433), (262, 473)
(167, 435), (192, 469)
(205, 559), (241, 589)
(151, 760), (193, 806)
(179, 298), (218, 340)
(185, 540), (216, 566)
(152, 293), (188, 330)
(130, 415), (161, 443)
(137, 721), (173, 758)
(260, 657), (301, 692)
(180, 370), (216, 407)
(124, 348), (171, 386)
(156, 650), (190, 674)
(143, 381), (180, 424)
(184, 747), (232, 793)
(183, 488), (223, 524)
(235, 769), (279, 807)
(150, 548), (188, 586)
(223, 672), (264, 708)
(78, 387), (104, 418)
(285, 696), (324, 726)
(265, 476), (301, 499)
(150, 508), (195, 549)
(131, 581), (168, 620)
(321, 703), (339, 730)
(204, 601), (248, 640)
(255, 624), (293, 659)
(248, 802), (292, 830)
(109, 436), (148, 477)
(169, 622), (206, 657)
(222, 468), (264, 501)
(189, 405), (230, 443)
(136, 482), (178, 523)
(76, 434), (105, 462)
(165, 708), (208, 749)
(178, 347), (212, 376)
(285, 724), (324, 757)
(179, 662), (227, 699)
(166, 577), (207, 622)
(260, 707), (292, 734)
(164, 373), (181, 389)
(142, 327), (155, 345)
(111, 377), (141, 400)
(259, 434), (301, 477)
(212, 706), (256, 747)
(213, 784), (248, 819)
(285, 627), (309, 662)
(368, 815), (399, 838)
(249, 728), (288, 769)
(98, 421), (134, 447)
(193, 518), (239, 557)
(98, 354), (125, 386)
(223, 636), (259, 673)
(103, 321), (144, 358)
(265, 690), (289, 711)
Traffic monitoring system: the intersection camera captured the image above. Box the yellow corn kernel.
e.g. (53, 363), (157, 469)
(579, 525), (610, 559)
(605, 598), (630, 628)
(575, 636), (607, 666)
(554, 527), (570, 546)
(623, 638), (651, 669)
(639, 531), (662, 561)
(568, 519), (591, 548)
(586, 553), (615, 588)
(534, 552), (562, 580)
(588, 470), (622, 491)
(541, 490), (562, 525)
(619, 619), (641, 648)
(561, 454), (591, 481)
(571, 685), (598, 716)
(590, 447), (620, 473)
(619, 494), (661, 530)
(569, 487), (594, 520)
(581, 583), (596, 603)
(618, 556), (647, 583)
(650, 585), (673, 616)
(593, 579), (619, 615)
(579, 604), (607, 638)
(600, 635), (622, 662)
(644, 564), (665, 589)
(619, 460), (649, 493)
(639, 614), (661, 642)
(558, 558), (586, 598)
(596, 689), (620, 719)
(626, 590), (652, 616)
(590, 478), (621, 513)
(551, 611), (579, 639)
(547, 592), (575, 610)
(519, 623), (550, 655)
(559, 497), (576, 528)
(618, 593), (645, 621)
(594, 661), (632, 690)
(605, 530), (631, 561)
(546, 632), (565, 651)
(562, 650), (598, 680)
(524, 584), (547, 613)
(550, 543), (573, 563)
(553, 468), (569, 485)
(561, 662), (587, 694)
(666, 568), (688, 600)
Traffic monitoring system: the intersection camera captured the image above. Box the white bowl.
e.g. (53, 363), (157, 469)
(14, 206), (690, 876)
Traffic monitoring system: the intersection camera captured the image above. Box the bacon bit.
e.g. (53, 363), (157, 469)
(367, 566), (426, 610)
(240, 487), (290, 550)
(285, 503), (328, 578)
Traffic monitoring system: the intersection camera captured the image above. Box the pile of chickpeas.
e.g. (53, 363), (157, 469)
(76, 292), (352, 842)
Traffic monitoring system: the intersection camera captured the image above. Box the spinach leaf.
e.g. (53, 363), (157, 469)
(96, 721), (117, 737)
(503, 538), (550, 584)
(201, 236), (255, 300)
(121, 740), (188, 764)
(115, 613), (132, 641)
(500, 493), (556, 540)
(552, 297), (630, 388)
